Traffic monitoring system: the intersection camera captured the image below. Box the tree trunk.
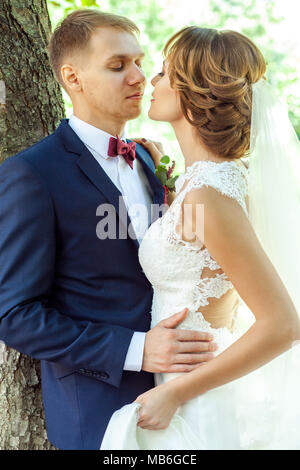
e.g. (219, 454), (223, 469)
(0, 0), (65, 449)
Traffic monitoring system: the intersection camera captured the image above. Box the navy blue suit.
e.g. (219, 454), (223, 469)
(0, 119), (165, 449)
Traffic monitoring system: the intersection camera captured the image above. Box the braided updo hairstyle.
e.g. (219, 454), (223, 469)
(164, 27), (266, 159)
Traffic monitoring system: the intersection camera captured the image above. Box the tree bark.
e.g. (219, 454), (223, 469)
(0, 0), (64, 449)
(0, 0), (64, 161)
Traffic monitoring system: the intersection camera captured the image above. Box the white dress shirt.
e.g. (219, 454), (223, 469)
(68, 114), (151, 372)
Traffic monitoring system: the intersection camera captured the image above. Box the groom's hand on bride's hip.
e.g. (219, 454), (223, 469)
(142, 308), (218, 373)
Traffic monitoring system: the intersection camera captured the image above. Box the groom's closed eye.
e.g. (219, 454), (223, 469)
(108, 61), (144, 72)
(109, 63), (124, 71)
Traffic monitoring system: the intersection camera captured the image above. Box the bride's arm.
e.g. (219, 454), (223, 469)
(171, 186), (300, 403)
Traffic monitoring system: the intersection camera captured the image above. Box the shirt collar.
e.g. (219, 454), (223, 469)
(68, 114), (127, 160)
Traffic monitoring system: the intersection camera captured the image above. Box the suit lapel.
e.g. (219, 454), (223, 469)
(77, 147), (142, 249)
(132, 142), (165, 206)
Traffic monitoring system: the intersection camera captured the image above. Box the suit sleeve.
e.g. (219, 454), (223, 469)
(0, 156), (134, 388)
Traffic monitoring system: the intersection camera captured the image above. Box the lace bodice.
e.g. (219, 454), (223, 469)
(138, 159), (249, 353)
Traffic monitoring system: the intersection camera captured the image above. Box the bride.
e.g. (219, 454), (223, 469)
(101, 26), (300, 450)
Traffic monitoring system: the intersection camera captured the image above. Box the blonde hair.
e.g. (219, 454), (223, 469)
(48, 9), (139, 87)
(164, 27), (266, 159)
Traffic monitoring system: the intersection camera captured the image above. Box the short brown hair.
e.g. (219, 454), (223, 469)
(164, 27), (266, 160)
(48, 9), (139, 87)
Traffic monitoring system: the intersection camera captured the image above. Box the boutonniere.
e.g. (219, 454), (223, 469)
(155, 156), (178, 204)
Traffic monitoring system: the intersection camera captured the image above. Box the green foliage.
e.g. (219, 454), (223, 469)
(48, 0), (100, 18)
(81, 0), (98, 6)
(155, 169), (167, 185)
(155, 156), (178, 191)
(167, 175), (177, 189)
(160, 155), (170, 164)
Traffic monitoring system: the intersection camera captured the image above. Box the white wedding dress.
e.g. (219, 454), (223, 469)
(101, 158), (295, 450)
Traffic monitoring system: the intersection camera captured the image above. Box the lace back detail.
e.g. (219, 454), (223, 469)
(139, 159), (249, 335)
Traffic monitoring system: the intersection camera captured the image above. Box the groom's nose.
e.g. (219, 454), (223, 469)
(126, 64), (146, 86)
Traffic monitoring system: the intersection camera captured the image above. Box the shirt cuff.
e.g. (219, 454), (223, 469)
(123, 332), (146, 372)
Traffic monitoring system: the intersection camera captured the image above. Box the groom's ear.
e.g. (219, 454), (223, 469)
(61, 63), (82, 94)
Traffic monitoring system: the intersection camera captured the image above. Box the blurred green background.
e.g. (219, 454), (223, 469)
(47, 0), (300, 169)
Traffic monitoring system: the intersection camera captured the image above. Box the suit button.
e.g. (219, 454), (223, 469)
(78, 368), (86, 373)
(100, 372), (109, 380)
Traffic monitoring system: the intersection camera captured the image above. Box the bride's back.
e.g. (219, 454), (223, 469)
(179, 158), (249, 330)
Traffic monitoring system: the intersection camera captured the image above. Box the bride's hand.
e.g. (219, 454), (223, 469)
(134, 383), (181, 430)
(132, 138), (164, 168)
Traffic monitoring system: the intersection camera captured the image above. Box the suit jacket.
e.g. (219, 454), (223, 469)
(0, 118), (165, 449)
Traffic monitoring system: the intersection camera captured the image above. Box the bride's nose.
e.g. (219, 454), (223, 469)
(151, 75), (159, 87)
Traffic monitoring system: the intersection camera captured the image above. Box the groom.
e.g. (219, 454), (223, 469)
(0, 10), (215, 449)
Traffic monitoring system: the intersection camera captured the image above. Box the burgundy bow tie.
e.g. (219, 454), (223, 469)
(107, 135), (136, 169)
